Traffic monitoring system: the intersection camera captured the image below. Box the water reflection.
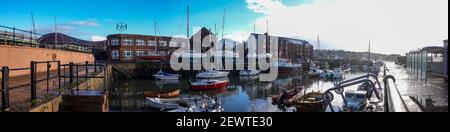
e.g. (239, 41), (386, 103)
(110, 72), (369, 112)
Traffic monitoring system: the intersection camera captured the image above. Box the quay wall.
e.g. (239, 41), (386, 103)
(28, 65), (113, 112)
(0, 45), (95, 77)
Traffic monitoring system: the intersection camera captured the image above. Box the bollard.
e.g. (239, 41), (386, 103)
(1, 66), (10, 111)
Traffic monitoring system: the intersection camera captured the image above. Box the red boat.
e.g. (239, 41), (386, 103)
(190, 80), (229, 90)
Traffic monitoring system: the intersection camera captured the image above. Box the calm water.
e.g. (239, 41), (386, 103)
(109, 70), (369, 112)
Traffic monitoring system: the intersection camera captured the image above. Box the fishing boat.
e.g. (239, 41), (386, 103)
(292, 92), (326, 112)
(144, 89), (180, 98)
(153, 70), (180, 80)
(272, 87), (303, 104)
(239, 69), (261, 76)
(190, 79), (229, 90)
(144, 97), (179, 111)
(343, 90), (369, 112)
(196, 70), (229, 79)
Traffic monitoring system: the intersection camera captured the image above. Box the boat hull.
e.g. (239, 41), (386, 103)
(144, 89), (181, 98)
(145, 98), (179, 110)
(190, 81), (228, 90)
(196, 72), (229, 79)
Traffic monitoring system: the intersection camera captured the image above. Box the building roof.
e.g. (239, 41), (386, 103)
(250, 33), (312, 46)
(38, 33), (103, 47)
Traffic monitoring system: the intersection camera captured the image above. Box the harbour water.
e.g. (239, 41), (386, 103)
(109, 70), (368, 112)
(109, 62), (448, 112)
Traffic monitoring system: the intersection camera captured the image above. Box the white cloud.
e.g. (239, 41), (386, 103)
(68, 20), (100, 27)
(91, 36), (106, 41)
(246, 0), (448, 54)
(225, 30), (251, 42)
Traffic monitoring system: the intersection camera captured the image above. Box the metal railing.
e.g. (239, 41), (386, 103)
(0, 25), (42, 47)
(322, 63), (409, 112)
(1, 60), (107, 111)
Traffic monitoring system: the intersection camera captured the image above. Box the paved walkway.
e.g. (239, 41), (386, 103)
(385, 62), (448, 112)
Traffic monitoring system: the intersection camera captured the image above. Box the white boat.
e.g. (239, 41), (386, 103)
(144, 97), (180, 111)
(308, 63), (323, 77)
(167, 96), (224, 112)
(196, 70), (229, 79)
(320, 69), (344, 79)
(153, 70), (180, 80)
(333, 68), (345, 78)
(186, 97), (224, 112)
(239, 69), (261, 76)
(320, 70), (335, 78)
(343, 90), (369, 112)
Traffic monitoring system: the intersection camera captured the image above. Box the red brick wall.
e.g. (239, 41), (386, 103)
(0, 45), (95, 77)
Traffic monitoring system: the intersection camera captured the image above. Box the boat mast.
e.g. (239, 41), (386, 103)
(54, 16), (57, 48)
(221, 10), (226, 70)
(31, 12), (36, 46)
(367, 39), (371, 78)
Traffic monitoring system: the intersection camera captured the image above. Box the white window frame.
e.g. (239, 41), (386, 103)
(148, 40), (157, 46)
(124, 39), (134, 45)
(124, 51), (133, 59)
(111, 39), (119, 46)
(111, 50), (119, 59)
(136, 40), (145, 46)
(136, 51), (146, 56)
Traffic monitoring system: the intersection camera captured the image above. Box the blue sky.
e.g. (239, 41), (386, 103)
(1, 0), (448, 54)
(0, 0), (276, 40)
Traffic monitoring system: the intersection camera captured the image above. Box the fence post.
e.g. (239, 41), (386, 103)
(76, 65), (79, 91)
(30, 61), (37, 104)
(94, 61), (97, 72)
(12, 27), (16, 46)
(46, 62), (51, 95)
(69, 62), (74, 84)
(1, 66), (10, 111)
(57, 61), (61, 93)
(85, 61), (89, 76)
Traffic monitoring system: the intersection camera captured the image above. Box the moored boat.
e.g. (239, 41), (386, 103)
(190, 79), (229, 90)
(239, 69), (261, 76)
(292, 92), (326, 112)
(144, 89), (181, 98)
(153, 70), (180, 80)
(272, 87), (304, 104)
(144, 97), (180, 111)
(196, 70), (229, 79)
(343, 90), (369, 112)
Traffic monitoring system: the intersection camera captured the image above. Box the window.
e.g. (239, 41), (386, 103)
(124, 39), (134, 45)
(124, 51), (133, 59)
(159, 41), (168, 47)
(136, 40), (145, 46)
(148, 40), (157, 46)
(111, 50), (119, 59)
(111, 39), (119, 46)
(136, 51), (146, 56)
